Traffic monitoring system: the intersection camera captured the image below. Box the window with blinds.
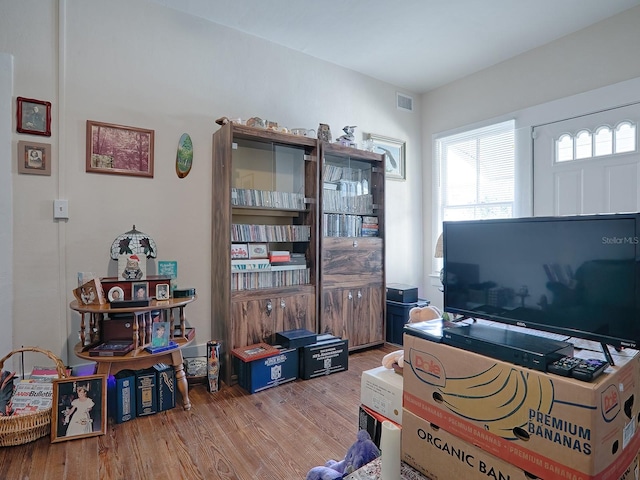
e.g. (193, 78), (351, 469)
(436, 120), (515, 223)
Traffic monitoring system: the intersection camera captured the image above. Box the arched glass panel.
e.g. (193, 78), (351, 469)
(575, 130), (592, 159)
(615, 122), (636, 153)
(594, 126), (612, 156)
(556, 134), (573, 162)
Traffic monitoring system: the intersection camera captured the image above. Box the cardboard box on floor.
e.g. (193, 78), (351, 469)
(360, 365), (403, 424)
(402, 409), (640, 480)
(402, 333), (640, 480)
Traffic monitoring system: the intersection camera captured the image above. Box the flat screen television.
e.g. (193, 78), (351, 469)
(443, 213), (640, 358)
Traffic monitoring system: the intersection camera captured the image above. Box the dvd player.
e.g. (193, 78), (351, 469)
(441, 323), (574, 372)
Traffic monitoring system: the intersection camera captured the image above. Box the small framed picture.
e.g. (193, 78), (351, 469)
(132, 282), (149, 300)
(366, 133), (406, 181)
(231, 243), (249, 259)
(151, 321), (170, 347)
(248, 243), (268, 259)
(17, 97), (52, 136)
(17, 140), (52, 175)
(51, 375), (107, 443)
(107, 286), (125, 303)
(156, 283), (170, 300)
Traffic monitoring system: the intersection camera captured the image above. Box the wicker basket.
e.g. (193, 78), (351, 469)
(0, 346), (67, 447)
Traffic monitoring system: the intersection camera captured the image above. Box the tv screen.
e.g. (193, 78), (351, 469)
(443, 213), (640, 350)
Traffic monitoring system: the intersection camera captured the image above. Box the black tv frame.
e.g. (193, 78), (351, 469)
(442, 212), (640, 364)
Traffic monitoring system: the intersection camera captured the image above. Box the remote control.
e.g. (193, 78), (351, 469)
(547, 356), (582, 377)
(571, 358), (609, 382)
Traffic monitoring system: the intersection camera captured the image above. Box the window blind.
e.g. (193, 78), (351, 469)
(436, 119), (515, 222)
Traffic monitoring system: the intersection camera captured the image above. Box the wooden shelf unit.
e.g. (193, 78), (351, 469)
(212, 123), (385, 386)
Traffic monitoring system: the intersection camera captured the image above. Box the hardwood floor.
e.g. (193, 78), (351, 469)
(0, 344), (396, 480)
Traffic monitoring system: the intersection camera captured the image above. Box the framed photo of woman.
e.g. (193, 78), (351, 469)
(51, 374), (107, 443)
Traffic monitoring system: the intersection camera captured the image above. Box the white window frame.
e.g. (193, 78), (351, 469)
(432, 119), (517, 276)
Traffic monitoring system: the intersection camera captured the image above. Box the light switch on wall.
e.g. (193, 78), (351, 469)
(54, 199), (69, 219)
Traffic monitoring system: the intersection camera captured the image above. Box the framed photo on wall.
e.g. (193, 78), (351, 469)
(51, 375), (107, 443)
(86, 120), (154, 177)
(366, 133), (406, 181)
(17, 140), (52, 175)
(17, 97), (51, 136)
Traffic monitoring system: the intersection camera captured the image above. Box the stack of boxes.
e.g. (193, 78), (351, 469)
(359, 366), (403, 447)
(231, 329), (349, 394)
(400, 330), (640, 480)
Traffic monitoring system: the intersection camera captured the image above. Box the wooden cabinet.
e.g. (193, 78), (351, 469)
(212, 124), (386, 385)
(230, 287), (315, 349)
(320, 237), (385, 350)
(319, 144), (386, 351)
(212, 123), (319, 385)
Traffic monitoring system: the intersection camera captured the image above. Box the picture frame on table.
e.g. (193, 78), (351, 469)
(17, 140), (52, 175)
(151, 321), (170, 347)
(86, 120), (154, 178)
(17, 97), (51, 136)
(365, 133), (406, 181)
(51, 374), (107, 443)
(132, 281), (149, 300)
(156, 283), (170, 300)
(107, 286), (125, 303)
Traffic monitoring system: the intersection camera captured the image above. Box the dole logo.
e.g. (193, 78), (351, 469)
(601, 384), (620, 423)
(407, 348), (446, 387)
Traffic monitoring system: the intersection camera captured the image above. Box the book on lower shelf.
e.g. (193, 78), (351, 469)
(89, 340), (135, 357)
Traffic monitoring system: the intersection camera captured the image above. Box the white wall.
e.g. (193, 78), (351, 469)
(0, 0), (423, 368)
(422, 5), (640, 310)
(0, 53), (13, 367)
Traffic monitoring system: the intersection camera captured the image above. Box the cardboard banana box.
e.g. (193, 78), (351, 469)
(402, 333), (640, 480)
(402, 408), (640, 480)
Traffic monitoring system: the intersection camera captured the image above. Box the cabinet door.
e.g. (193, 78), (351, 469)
(275, 292), (316, 334)
(368, 285), (384, 344)
(230, 298), (275, 350)
(347, 287), (372, 346)
(342, 285), (385, 348)
(320, 288), (347, 338)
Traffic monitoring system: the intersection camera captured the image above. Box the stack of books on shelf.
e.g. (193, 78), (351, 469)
(231, 258), (271, 272)
(231, 224), (311, 242)
(231, 188), (305, 210)
(270, 252), (307, 271)
(361, 216), (379, 237)
(322, 190), (373, 215)
(323, 164), (347, 182)
(230, 247), (310, 290)
(268, 250), (290, 263)
(323, 213), (363, 237)
(231, 268), (310, 291)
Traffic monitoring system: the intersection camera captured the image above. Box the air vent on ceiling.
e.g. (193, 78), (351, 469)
(396, 92), (413, 112)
